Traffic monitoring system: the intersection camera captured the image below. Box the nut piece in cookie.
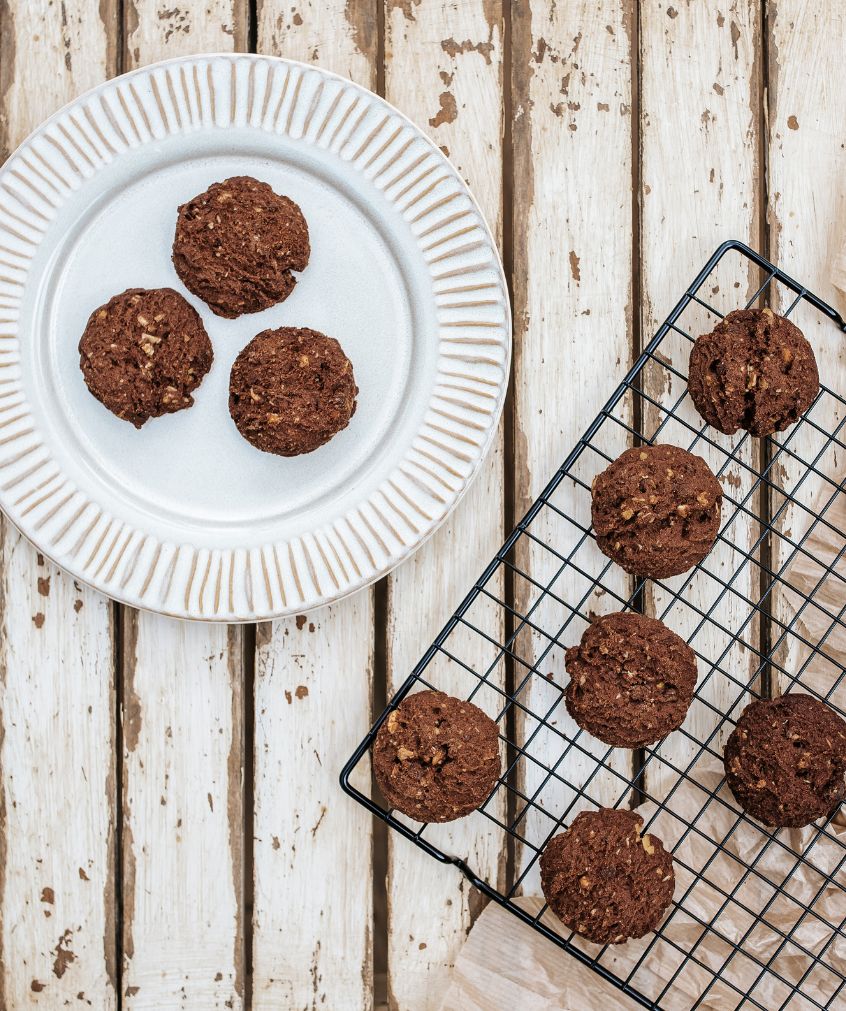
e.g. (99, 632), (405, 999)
(172, 176), (310, 318)
(229, 326), (357, 456)
(564, 612), (697, 748)
(591, 444), (722, 579)
(724, 694), (846, 828)
(78, 287), (213, 429)
(372, 690), (501, 823)
(539, 808), (675, 945)
(688, 307), (819, 437)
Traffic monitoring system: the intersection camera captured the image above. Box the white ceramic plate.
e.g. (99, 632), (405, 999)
(0, 54), (510, 620)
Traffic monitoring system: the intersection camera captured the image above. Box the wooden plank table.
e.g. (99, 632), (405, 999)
(0, 2), (843, 1007)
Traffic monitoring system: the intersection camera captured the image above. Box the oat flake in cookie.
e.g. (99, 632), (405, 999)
(78, 287), (213, 429)
(688, 307), (819, 437)
(539, 808), (675, 945)
(591, 444), (722, 579)
(373, 690), (501, 823)
(229, 327), (357, 456)
(564, 612), (698, 748)
(724, 694), (846, 828)
(172, 176), (310, 318)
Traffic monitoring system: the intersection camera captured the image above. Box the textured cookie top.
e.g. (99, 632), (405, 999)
(688, 307), (819, 437)
(539, 807), (675, 945)
(172, 176), (310, 318)
(564, 612), (698, 748)
(229, 327), (357, 457)
(373, 690), (501, 824)
(78, 287), (213, 429)
(724, 694), (846, 828)
(591, 444), (723, 579)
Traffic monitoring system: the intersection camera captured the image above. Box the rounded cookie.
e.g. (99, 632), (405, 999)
(373, 690), (501, 823)
(172, 176), (310, 318)
(724, 694), (846, 828)
(565, 612), (698, 748)
(591, 444), (722, 579)
(78, 287), (213, 429)
(229, 326), (357, 456)
(688, 307), (819, 437)
(539, 808), (675, 945)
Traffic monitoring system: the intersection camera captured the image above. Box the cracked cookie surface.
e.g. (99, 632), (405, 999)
(540, 808), (675, 945)
(724, 694), (846, 828)
(78, 287), (213, 429)
(564, 612), (698, 748)
(688, 307), (819, 437)
(172, 175), (310, 318)
(229, 326), (357, 456)
(591, 444), (722, 579)
(373, 690), (501, 823)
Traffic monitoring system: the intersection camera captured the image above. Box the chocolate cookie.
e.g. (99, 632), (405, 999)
(78, 287), (213, 429)
(564, 612), (698, 748)
(229, 326), (357, 456)
(688, 307), (819, 437)
(724, 694), (846, 828)
(373, 690), (501, 823)
(539, 808), (675, 945)
(172, 176), (310, 318)
(591, 444), (722, 579)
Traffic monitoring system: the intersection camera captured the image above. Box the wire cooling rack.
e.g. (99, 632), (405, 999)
(340, 240), (846, 1010)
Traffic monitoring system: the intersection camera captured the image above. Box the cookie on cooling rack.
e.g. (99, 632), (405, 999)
(591, 444), (722, 579)
(229, 327), (357, 456)
(539, 807), (675, 945)
(724, 694), (846, 828)
(688, 307), (819, 438)
(373, 690), (501, 823)
(564, 612), (698, 748)
(172, 176), (310, 318)
(78, 287), (213, 429)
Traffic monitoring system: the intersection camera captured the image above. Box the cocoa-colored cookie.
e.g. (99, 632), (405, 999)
(564, 612), (698, 748)
(172, 176), (310, 318)
(591, 444), (722, 579)
(539, 808), (675, 945)
(724, 694), (846, 828)
(229, 327), (357, 456)
(688, 308), (819, 438)
(78, 287), (213, 429)
(373, 690), (501, 823)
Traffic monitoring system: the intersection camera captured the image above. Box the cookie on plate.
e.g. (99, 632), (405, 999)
(229, 326), (357, 456)
(724, 694), (846, 828)
(373, 690), (501, 823)
(539, 808), (675, 945)
(172, 176), (310, 318)
(591, 444), (722, 579)
(78, 287), (213, 429)
(688, 307), (819, 437)
(564, 612), (698, 748)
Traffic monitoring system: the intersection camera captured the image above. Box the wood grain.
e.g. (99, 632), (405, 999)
(511, 2), (634, 895)
(251, 3), (377, 1008)
(766, 5), (846, 693)
(383, 2), (506, 1008)
(118, 3), (248, 1008)
(640, 0), (762, 798)
(0, 1), (118, 1006)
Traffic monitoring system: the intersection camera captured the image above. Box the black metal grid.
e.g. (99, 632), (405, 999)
(340, 241), (846, 1010)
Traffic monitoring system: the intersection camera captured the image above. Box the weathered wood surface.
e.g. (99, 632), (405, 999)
(511, 1), (635, 895)
(251, 4), (377, 1009)
(0, 2), (118, 1007)
(639, 1), (762, 798)
(2, 2), (846, 1009)
(383, 2), (506, 1008)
